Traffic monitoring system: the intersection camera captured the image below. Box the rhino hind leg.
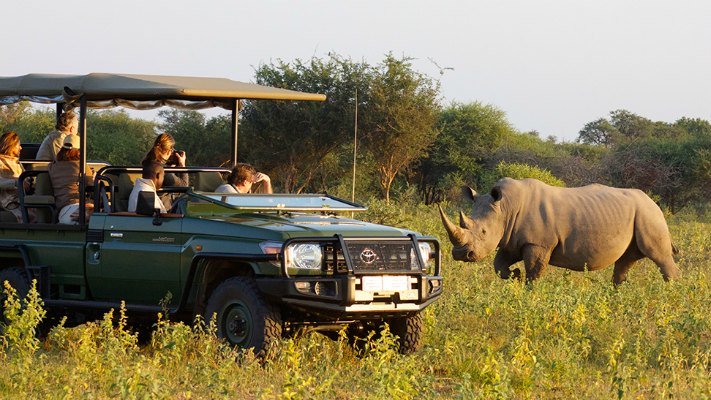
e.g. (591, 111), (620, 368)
(613, 246), (643, 285)
(633, 208), (681, 281)
(650, 256), (681, 281)
(522, 245), (551, 282)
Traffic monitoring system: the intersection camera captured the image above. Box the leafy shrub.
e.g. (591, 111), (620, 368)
(479, 161), (566, 190)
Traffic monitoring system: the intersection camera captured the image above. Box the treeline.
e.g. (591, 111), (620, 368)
(1, 53), (709, 211)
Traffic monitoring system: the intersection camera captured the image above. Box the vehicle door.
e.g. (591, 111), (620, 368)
(85, 214), (184, 307)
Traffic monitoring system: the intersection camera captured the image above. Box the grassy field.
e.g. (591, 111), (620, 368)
(1, 202), (709, 399)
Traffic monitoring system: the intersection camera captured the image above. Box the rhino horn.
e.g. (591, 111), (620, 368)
(459, 211), (475, 229)
(439, 205), (469, 246)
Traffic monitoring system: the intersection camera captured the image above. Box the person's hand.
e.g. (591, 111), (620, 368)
(253, 172), (270, 184)
(22, 179), (31, 192)
(174, 151), (186, 167)
(253, 172), (273, 194)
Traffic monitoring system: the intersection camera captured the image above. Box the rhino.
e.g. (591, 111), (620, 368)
(439, 178), (680, 284)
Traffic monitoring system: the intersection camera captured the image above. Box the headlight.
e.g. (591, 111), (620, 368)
(411, 242), (434, 271)
(285, 243), (323, 270)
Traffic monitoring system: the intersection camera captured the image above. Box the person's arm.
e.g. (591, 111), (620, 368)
(0, 176), (17, 189)
(253, 172), (272, 194)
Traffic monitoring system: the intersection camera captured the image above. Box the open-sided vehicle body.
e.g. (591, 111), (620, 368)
(0, 74), (442, 354)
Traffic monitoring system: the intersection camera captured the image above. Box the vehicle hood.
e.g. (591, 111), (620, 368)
(195, 212), (418, 239)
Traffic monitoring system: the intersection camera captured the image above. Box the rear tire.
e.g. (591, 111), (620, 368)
(204, 277), (282, 357)
(0, 267), (31, 327)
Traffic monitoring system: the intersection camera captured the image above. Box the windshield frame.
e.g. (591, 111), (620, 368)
(189, 191), (367, 213)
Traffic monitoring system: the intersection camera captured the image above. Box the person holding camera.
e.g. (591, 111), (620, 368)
(142, 132), (188, 187)
(141, 133), (188, 210)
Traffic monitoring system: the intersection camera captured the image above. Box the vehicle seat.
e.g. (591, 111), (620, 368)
(0, 210), (18, 223)
(23, 172), (56, 223)
(193, 171), (224, 192)
(115, 173), (140, 212)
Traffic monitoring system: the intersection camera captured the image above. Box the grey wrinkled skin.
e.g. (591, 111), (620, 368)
(440, 178), (680, 284)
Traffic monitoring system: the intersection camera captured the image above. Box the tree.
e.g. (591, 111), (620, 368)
(158, 109), (231, 167)
(361, 54), (440, 203)
(675, 117), (711, 137)
(419, 102), (512, 203)
(577, 118), (618, 146)
(87, 110), (156, 165)
(240, 55), (370, 193)
(0, 101), (32, 131)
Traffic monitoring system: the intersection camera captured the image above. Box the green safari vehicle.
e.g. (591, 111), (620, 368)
(0, 74), (443, 354)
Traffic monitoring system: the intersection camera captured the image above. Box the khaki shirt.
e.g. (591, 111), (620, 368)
(36, 130), (68, 161)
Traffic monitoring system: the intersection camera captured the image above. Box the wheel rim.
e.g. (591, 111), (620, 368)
(222, 301), (253, 346)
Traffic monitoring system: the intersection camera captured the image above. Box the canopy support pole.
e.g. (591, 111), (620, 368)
(230, 99), (239, 165)
(78, 96), (87, 226)
(55, 103), (63, 125)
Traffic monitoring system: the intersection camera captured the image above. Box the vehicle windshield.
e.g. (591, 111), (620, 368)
(195, 192), (366, 212)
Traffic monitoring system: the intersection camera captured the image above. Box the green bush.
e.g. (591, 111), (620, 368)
(479, 161), (566, 191)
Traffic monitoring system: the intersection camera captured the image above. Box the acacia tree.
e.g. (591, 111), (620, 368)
(361, 55), (440, 203)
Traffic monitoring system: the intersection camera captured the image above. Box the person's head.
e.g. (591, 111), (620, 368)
(151, 133), (176, 162)
(226, 163), (257, 191)
(56, 134), (81, 162)
(142, 161), (165, 189)
(56, 109), (79, 135)
(0, 131), (21, 158)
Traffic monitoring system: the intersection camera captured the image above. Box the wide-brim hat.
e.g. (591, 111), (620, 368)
(62, 134), (80, 150)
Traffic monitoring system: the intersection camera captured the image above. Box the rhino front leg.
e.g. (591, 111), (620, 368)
(493, 249), (521, 280)
(522, 245), (552, 282)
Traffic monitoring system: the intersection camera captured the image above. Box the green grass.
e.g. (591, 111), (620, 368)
(1, 204), (709, 399)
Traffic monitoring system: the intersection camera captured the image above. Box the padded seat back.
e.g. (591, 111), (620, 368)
(24, 172), (55, 223)
(193, 171), (224, 192)
(115, 173), (140, 212)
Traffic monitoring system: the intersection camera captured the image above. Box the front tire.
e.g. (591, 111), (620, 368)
(204, 277), (282, 357)
(0, 267), (31, 327)
(347, 313), (425, 355)
(389, 313), (424, 354)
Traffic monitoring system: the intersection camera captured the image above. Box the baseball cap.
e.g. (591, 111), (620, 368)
(62, 135), (80, 150)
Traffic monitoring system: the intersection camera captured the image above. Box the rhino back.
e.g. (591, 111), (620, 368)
(501, 179), (660, 270)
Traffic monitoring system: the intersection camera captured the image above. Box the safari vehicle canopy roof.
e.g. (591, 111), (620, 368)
(0, 73), (326, 109)
(1, 72), (326, 225)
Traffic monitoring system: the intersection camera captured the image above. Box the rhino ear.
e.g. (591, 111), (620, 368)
(491, 186), (503, 202)
(462, 186), (477, 202)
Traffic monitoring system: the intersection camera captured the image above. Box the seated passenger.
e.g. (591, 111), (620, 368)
(37, 109), (78, 161)
(128, 162), (167, 213)
(48, 135), (94, 224)
(0, 131), (31, 222)
(215, 163), (272, 194)
(142, 132), (188, 187)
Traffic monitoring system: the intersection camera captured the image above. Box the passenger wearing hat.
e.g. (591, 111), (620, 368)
(37, 109), (79, 161)
(48, 134), (94, 224)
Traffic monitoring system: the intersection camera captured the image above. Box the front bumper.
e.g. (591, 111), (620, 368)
(256, 274), (443, 319)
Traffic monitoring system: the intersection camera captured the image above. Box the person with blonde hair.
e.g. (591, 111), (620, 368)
(0, 131), (30, 222)
(48, 135), (94, 224)
(36, 109), (78, 161)
(142, 132), (188, 186)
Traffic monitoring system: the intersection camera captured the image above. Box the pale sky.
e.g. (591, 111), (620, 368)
(4, 0), (711, 141)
